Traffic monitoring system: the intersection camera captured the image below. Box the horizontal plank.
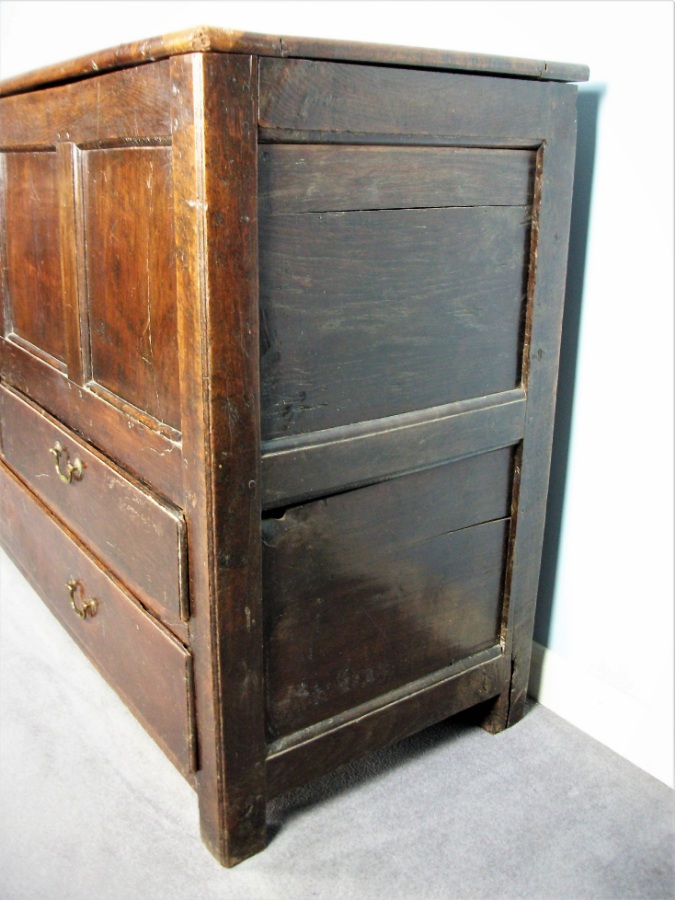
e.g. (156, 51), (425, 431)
(264, 446), (513, 551)
(259, 145), (535, 214)
(260, 205), (531, 440)
(264, 505), (510, 738)
(259, 130), (543, 149)
(0, 60), (171, 147)
(0, 27), (587, 98)
(0, 340), (183, 504)
(259, 58), (558, 139)
(262, 387), (525, 508)
(266, 647), (507, 797)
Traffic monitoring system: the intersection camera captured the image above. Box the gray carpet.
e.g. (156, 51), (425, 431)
(1, 548), (673, 900)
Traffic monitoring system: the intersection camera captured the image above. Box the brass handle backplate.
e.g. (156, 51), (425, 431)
(49, 441), (83, 484)
(66, 579), (98, 620)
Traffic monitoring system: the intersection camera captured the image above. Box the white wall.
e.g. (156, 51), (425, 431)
(1, 1), (673, 786)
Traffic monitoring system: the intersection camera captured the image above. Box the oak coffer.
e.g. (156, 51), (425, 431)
(0, 27), (588, 866)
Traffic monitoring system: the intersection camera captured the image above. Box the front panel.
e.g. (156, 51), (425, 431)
(1, 150), (66, 369)
(82, 142), (180, 431)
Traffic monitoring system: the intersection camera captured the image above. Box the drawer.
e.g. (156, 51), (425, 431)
(0, 385), (187, 627)
(0, 459), (196, 777)
(263, 447), (514, 739)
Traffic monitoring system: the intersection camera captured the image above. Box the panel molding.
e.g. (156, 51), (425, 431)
(266, 647), (508, 798)
(262, 388), (525, 507)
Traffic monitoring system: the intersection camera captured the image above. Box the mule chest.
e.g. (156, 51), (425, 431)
(0, 28), (588, 865)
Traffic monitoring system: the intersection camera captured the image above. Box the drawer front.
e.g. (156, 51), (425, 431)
(263, 448), (513, 740)
(0, 460), (196, 776)
(0, 385), (187, 626)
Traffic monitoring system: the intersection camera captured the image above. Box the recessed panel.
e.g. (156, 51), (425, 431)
(260, 202), (531, 439)
(83, 145), (180, 431)
(263, 449), (512, 739)
(3, 151), (66, 365)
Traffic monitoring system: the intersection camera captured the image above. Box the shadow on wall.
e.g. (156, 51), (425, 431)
(534, 86), (605, 648)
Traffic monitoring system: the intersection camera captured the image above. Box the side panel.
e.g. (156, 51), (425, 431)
(264, 451), (513, 739)
(258, 59), (579, 790)
(260, 203), (531, 439)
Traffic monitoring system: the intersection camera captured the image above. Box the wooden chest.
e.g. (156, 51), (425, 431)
(0, 28), (588, 866)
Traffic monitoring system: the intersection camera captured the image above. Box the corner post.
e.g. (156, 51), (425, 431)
(170, 51), (266, 865)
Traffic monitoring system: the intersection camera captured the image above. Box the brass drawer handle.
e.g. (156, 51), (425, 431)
(66, 579), (98, 620)
(49, 441), (83, 484)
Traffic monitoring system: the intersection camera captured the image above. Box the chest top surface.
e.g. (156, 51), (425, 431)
(0, 25), (589, 98)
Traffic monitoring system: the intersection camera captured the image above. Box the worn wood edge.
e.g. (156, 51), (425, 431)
(503, 89), (578, 728)
(0, 25), (588, 98)
(5, 332), (67, 373)
(0, 458), (196, 780)
(268, 645), (503, 755)
(86, 381), (182, 443)
(261, 33), (589, 82)
(258, 130), (545, 149)
(265, 648), (508, 798)
(261, 389), (526, 508)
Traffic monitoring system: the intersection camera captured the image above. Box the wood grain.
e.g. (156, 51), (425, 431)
(259, 59), (556, 139)
(481, 83), (580, 732)
(57, 142), (86, 385)
(2, 150), (66, 365)
(82, 144), (180, 431)
(260, 145), (535, 215)
(0, 459), (196, 776)
(0, 31), (584, 868)
(260, 205), (530, 439)
(0, 61), (171, 147)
